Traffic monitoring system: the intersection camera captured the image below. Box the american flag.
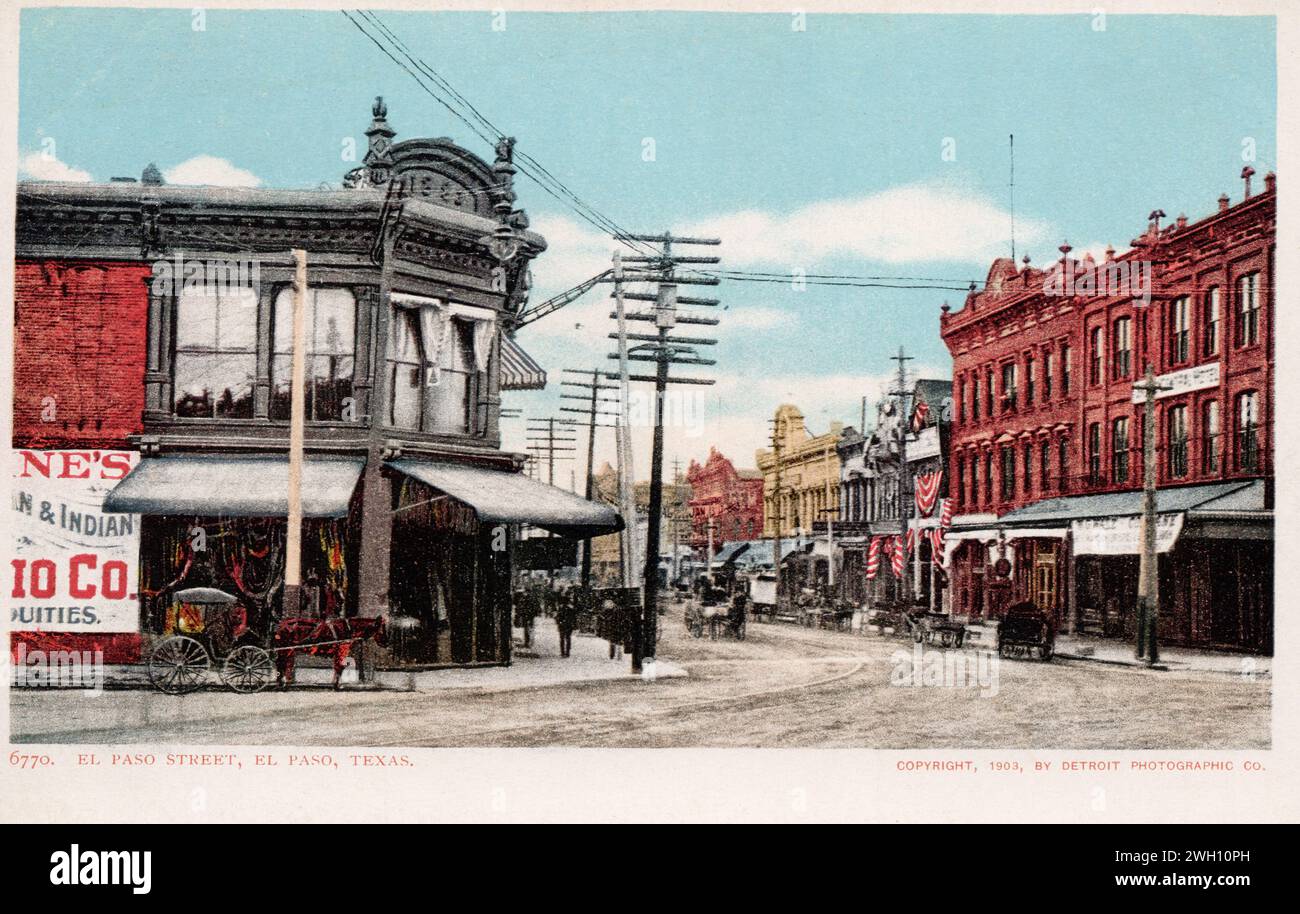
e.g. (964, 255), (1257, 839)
(938, 496), (954, 528)
(911, 399), (930, 433)
(914, 470), (943, 517)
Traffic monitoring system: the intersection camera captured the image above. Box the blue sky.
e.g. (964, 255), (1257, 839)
(18, 9), (1276, 482)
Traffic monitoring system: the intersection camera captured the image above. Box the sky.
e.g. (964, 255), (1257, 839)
(17, 8), (1276, 488)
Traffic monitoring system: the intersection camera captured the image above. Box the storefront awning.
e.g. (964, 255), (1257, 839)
(994, 480), (1258, 526)
(712, 541), (751, 564)
(103, 455), (365, 518)
(500, 336), (547, 390)
(387, 459), (621, 537)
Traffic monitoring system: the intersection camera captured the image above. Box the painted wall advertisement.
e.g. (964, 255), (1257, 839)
(10, 449), (141, 632)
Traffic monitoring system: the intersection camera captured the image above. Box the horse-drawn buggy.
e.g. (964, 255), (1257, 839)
(147, 587), (385, 694)
(996, 601), (1055, 661)
(684, 576), (746, 641)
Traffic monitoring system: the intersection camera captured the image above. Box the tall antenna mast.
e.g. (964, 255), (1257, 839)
(1009, 133), (1016, 262)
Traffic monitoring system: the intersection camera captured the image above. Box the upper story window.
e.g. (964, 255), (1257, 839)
(956, 379), (965, 425)
(1022, 442), (1033, 495)
(1169, 296), (1190, 365)
(173, 286), (257, 419)
(1043, 351), (1054, 399)
(1040, 439), (1051, 491)
(971, 376), (980, 422)
(1087, 422), (1102, 485)
(1112, 416), (1130, 484)
(387, 302), (489, 436)
(1203, 287), (1220, 357)
(1202, 400), (1220, 474)
(1025, 358), (1035, 406)
(1058, 438), (1070, 493)
(1237, 273), (1260, 347)
(270, 287), (356, 422)
(1061, 344), (1072, 395)
(984, 368), (994, 417)
(1000, 445), (1016, 501)
(955, 456), (965, 507)
(1236, 390), (1260, 472)
(1112, 316), (1132, 379)
(1167, 404), (1188, 478)
(1089, 327), (1103, 386)
(1001, 362), (1018, 413)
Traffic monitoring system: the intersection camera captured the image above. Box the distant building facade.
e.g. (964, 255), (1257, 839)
(685, 447), (763, 554)
(756, 405), (842, 539)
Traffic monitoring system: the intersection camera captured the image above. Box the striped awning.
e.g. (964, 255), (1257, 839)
(500, 335), (546, 390)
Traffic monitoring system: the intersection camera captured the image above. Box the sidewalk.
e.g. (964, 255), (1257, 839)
(15, 618), (688, 693)
(1052, 632), (1269, 676)
(374, 618), (687, 692)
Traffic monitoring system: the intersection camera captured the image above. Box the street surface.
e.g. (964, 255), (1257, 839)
(9, 612), (1270, 749)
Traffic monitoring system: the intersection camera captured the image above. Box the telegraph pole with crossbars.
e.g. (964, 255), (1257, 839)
(604, 234), (721, 672)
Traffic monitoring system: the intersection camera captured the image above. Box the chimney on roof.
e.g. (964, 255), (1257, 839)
(1264, 171), (1276, 194)
(1021, 253), (1031, 284)
(142, 163), (164, 186)
(1218, 193), (1230, 213)
(1148, 209), (1165, 236)
(1242, 165), (1256, 199)
(1105, 244), (1115, 262)
(1175, 213), (1188, 230)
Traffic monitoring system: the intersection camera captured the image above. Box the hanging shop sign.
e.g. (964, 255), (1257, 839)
(9, 450), (142, 632)
(1071, 513), (1184, 556)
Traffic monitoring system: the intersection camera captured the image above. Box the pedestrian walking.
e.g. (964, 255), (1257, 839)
(556, 587), (577, 658)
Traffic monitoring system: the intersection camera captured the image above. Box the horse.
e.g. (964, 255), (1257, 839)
(272, 615), (386, 690)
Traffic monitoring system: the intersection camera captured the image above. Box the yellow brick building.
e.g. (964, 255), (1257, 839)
(756, 404), (843, 538)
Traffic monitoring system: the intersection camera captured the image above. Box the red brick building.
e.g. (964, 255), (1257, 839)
(685, 447), (764, 554)
(939, 171), (1274, 652)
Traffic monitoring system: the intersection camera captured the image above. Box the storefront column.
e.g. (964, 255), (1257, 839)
(357, 246), (396, 620)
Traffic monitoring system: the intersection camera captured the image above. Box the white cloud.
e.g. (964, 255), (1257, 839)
(723, 306), (793, 330)
(163, 155), (261, 188)
(19, 151), (91, 183)
(677, 180), (1050, 268)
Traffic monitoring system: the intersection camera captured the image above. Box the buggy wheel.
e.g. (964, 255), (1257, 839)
(148, 636), (210, 694)
(221, 645), (275, 693)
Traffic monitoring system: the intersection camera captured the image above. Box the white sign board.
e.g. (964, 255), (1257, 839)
(9, 450), (141, 632)
(1131, 362), (1220, 403)
(1071, 513), (1184, 556)
(907, 426), (942, 462)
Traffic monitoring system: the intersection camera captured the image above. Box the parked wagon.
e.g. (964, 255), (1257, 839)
(997, 601), (1055, 661)
(907, 611), (967, 648)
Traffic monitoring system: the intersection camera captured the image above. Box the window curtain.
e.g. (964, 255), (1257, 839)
(417, 304), (452, 387)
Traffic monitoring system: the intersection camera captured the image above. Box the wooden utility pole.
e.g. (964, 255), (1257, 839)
(604, 235), (721, 670)
(889, 346), (914, 603)
(283, 249), (309, 616)
(560, 368), (620, 593)
(1134, 366), (1171, 664)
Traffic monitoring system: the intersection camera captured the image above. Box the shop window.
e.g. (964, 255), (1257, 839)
(1236, 391), (1259, 472)
(1167, 405), (1188, 478)
(1113, 316), (1132, 379)
(173, 286), (257, 418)
(1203, 287), (1220, 357)
(1169, 296), (1190, 365)
(1237, 273), (1260, 347)
(1112, 417), (1129, 484)
(270, 287), (356, 422)
(1202, 400), (1220, 474)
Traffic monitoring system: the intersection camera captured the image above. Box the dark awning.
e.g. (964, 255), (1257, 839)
(712, 541), (751, 565)
(994, 480), (1258, 527)
(103, 455), (364, 518)
(387, 459), (621, 537)
(500, 336), (547, 390)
